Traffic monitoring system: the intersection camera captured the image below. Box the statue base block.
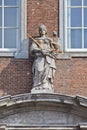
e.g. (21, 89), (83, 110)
(31, 88), (54, 93)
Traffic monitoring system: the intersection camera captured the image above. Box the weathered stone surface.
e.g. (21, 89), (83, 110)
(15, 39), (29, 59)
(0, 93), (87, 126)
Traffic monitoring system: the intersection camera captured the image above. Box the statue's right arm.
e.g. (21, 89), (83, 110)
(33, 48), (42, 53)
(30, 42), (42, 55)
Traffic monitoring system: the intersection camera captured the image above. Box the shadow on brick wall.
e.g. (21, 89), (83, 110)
(0, 56), (33, 96)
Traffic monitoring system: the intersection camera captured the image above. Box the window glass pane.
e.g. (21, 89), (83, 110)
(84, 9), (87, 27)
(4, 29), (19, 48)
(67, 29), (82, 48)
(84, 0), (87, 6)
(0, 29), (2, 48)
(67, 8), (82, 27)
(67, 0), (82, 6)
(84, 30), (87, 48)
(4, 8), (19, 26)
(71, 29), (82, 48)
(67, 30), (71, 48)
(0, 0), (2, 5)
(0, 8), (2, 26)
(4, 0), (20, 6)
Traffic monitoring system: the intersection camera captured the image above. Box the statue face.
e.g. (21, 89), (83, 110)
(40, 29), (46, 35)
(39, 24), (47, 36)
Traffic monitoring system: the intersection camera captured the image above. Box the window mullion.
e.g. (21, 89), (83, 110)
(68, 7), (71, 49)
(16, 1), (21, 49)
(65, 0), (68, 50)
(82, 0), (84, 49)
(2, 0), (4, 48)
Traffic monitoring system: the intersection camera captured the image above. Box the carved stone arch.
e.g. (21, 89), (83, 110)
(0, 93), (87, 130)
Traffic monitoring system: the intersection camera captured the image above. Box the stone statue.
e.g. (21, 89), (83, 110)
(30, 24), (61, 93)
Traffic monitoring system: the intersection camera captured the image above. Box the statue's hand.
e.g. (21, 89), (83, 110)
(58, 49), (62, 53)
(51, 42), (56, 45)
(50, 49), (56, 53)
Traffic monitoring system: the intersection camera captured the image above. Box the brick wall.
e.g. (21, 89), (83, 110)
(0, 0), (87, 97)
(0, 58), (33, 96)
(27, 0), (59, 36)
(54, 58), (87, 96)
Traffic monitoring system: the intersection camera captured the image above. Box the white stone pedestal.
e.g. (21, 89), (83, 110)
(31, 88), (54, 93)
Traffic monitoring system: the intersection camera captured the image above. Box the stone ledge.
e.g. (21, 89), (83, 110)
(56, 53), (71, 60)
(0, 93), (87, 126)
(0, 93), (87, 108)
(0, 125), (79, 130)
(0, 124), (87, 130)
(0, 93), (74, 107)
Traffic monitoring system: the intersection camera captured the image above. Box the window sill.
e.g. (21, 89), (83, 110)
(56, 51), (87, 60)
(0, 51), (15, 57)
(0, 39), (29, 58)
(56, 53), (71, 60)
(68, 52), (87, 57)
(64, 50), (87, 57)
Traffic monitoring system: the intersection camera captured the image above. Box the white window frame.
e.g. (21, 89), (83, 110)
(59, 0), (87, 57)
(0, 0), (27, 57)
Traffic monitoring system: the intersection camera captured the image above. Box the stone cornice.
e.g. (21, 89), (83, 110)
(0, 93), (87, 108)
(0, 93), (87, 127)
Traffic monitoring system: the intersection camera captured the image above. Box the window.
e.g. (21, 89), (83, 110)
(0, 0), (27, 58)
(0, 0), (21, 51)
(65, 0), (87, 52)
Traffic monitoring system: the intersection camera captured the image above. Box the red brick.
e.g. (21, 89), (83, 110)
(0, 0), (87, 97)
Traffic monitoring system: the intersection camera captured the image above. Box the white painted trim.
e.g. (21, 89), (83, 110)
(59, 0), (87, 57)
(21, 0), (27, 41)
(14, 0), (29, 59)
(80, 125), (87, 129)
(59, 0), (64, 51)
(0, 0), (28, 57)
(0, 126), (76, 130)
(65, 48), (87, 52)
(2, 0), (4, 48)
(7, 128), (74, 130)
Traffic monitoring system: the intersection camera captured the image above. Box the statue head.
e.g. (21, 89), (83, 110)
(39, 24), (47, 36)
